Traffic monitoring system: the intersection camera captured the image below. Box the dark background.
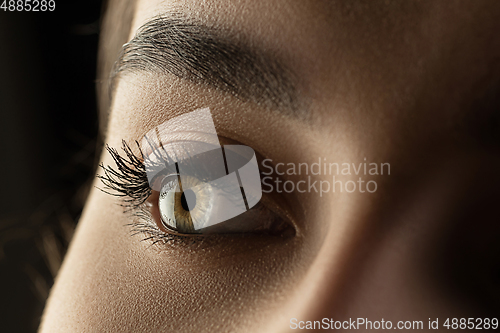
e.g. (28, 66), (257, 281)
(0, 1), (103, 331)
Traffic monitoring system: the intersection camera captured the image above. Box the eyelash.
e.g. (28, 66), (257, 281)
(97, 140), (201, 246)
(98, 140), (150, 207)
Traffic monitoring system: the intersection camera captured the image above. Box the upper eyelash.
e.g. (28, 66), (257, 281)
(97, 140), (151, 210)
(97, 139), (231, 212)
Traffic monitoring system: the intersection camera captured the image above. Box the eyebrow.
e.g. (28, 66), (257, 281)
(112, 14), (299, 113)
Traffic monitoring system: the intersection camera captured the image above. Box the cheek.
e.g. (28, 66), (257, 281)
(40, 181), (312, 332)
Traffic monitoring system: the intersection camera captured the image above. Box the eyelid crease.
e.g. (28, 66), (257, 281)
(140, 107), (220, 158)
(142, 131), (222, 158)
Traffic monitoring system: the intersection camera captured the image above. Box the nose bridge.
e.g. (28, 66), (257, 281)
(298, 232), (355, 319)
(292, 214), (412, 328)
(274, 191), (372, 331)
(294, 204), (376, 326)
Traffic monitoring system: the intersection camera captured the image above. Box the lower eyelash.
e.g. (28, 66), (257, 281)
(128, 205), (197, 246)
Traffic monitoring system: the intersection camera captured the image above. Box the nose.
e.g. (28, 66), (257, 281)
(278, 153), (500, 332)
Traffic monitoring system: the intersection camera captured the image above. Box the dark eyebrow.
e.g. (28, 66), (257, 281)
(112, 14), (300, 113)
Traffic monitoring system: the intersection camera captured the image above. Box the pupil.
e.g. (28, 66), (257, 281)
(180, 189), (196, 211)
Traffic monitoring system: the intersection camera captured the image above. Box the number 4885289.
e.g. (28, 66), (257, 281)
(443, 318), (498, 330)
(1, 0), (56, 11)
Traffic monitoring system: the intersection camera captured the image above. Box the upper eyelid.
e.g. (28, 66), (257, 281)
(144, 139), (257, 181)
(147, 147), (253, 208)
(97, 138), (253, 206)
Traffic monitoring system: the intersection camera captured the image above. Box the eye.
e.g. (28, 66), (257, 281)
(146, 145), (295, 238)
(157, 174), (215, 233)
(98, 139), (296, 242)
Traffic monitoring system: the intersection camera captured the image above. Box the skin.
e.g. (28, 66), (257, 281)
(40, 1), (500, 332)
